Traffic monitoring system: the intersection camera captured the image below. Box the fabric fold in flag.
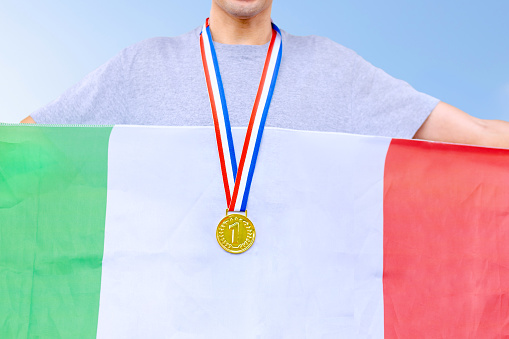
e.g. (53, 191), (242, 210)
(0, 125), (112, 338)
(1, 125), (508, 338)
(383, 139), (509, 338)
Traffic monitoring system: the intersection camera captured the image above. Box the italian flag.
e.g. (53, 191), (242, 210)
(1, 125), (508, 338)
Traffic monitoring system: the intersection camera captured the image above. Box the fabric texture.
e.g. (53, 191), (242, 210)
(31, 27), (439, 139)
(3, 125), (509, 338)
(97, 126), (389, 338)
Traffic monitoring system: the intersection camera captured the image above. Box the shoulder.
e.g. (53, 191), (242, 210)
(278, 30), (369, 84)
(280, 30), (359, 63)
(117, 26), (201, 64)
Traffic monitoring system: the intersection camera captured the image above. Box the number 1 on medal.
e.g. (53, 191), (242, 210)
(229, 222), (240, 244)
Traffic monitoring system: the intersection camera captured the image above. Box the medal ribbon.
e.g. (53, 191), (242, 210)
(200, 18), (282, 212)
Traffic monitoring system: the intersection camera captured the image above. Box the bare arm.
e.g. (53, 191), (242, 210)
(414, 102), (509, 148)
(20, 116), (36, 124)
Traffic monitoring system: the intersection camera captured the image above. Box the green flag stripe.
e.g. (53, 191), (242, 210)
(0, 125), (113, 338)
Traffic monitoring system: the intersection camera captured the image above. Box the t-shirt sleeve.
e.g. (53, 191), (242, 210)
(350, 53), (440, 139)
(31, 51), (128, 125)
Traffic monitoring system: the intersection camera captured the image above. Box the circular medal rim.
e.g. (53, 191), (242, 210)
(216, 214), (256, 254)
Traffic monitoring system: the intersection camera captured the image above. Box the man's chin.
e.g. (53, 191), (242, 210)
(214, 0), (272, 20)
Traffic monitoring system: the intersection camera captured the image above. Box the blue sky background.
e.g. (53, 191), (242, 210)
(1, 0), (508, 123)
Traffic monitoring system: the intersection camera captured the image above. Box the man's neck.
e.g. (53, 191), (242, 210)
(209, 3), (272, 45)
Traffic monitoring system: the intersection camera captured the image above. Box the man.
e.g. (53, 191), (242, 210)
(9, 2), (509, 337)
(21, 0), (509, 148)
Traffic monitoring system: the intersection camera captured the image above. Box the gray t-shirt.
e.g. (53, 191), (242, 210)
(32, 27), (439, 138)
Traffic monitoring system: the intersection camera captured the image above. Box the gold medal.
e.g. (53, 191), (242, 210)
(201, 19), (282, 253)
(216, 211), (256, 254)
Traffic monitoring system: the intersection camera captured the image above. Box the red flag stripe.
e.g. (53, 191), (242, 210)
(383, 139), (509, 338)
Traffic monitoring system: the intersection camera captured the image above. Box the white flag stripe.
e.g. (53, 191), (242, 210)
(233, 33), (282, 210)
(97, 126), (389, 338)
(202, 25), (236, 192)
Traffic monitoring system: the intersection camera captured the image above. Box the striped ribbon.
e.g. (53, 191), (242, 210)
(200, 18), (283, 212)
